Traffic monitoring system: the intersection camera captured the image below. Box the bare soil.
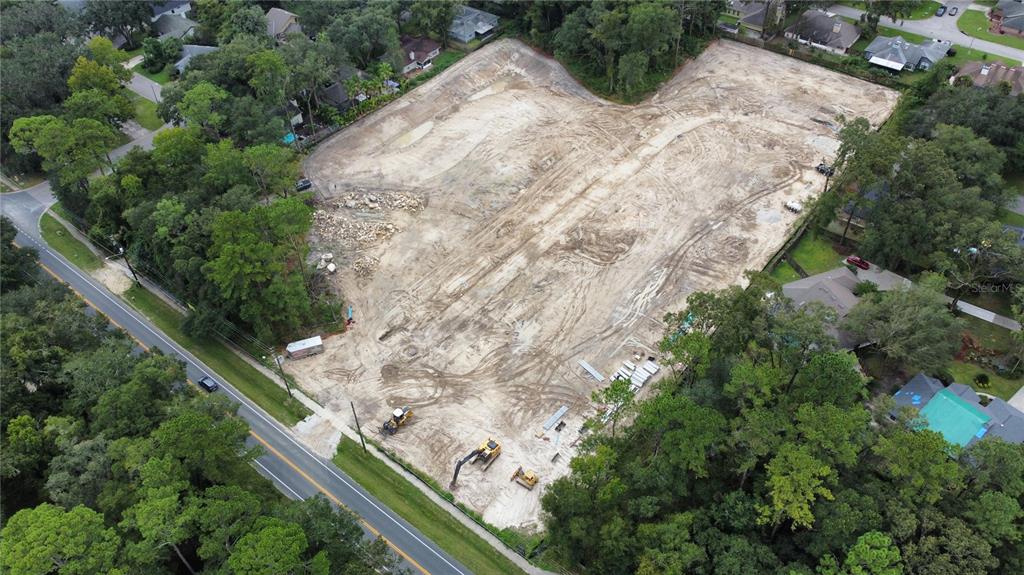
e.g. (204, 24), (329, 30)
(295, 39), (898, 530)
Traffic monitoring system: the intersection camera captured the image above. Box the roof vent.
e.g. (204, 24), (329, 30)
(832, 20), (842, 34)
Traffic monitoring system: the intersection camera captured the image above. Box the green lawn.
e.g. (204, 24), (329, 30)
(40, 213), (102, 272)
(122, 285), (311, 426)
(961, 314), (1017, 353)
(770, 261), (802, 283)
(790, 230), (843, 276)
(407, 50), (466, 90)
(128, 92), (164, 130)
(958, 9), (1024, 51)
(136, 63), (173, 85)
(332, 438), (527, 575)
(1000, 208), (1024, 227)
(718, 13), (740, 25)
(840, 1), (940, 19)
(0, 170), (44, 189)
(947, 360), (1022, 401)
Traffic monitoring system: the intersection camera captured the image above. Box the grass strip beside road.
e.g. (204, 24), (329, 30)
(958, 9), (1024, 51)
(40, 213), (102, 272)
(136, 63), (173, 85)
(332, 437), (527, 575)
(122, 285), (311, 426)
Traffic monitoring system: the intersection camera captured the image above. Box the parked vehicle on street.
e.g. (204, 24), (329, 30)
(197, 376), (219, 392)
(949, 7), (958, 16)
(936, 5), (947, 17)
(846, 256), (870, 270)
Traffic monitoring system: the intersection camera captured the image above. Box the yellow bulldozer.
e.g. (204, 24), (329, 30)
(449, 438), (501, 488)
(511, 466), (538, 490)
(381, 406), (412, 435)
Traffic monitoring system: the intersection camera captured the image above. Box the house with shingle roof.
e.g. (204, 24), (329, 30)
(449, 5), (499, 44)
(266, 7), (302, 42)
(782, 267), (865, 349)
(784, 9), (861, 55)
(953, 61), (1024, 95)
(174, 44), (218, 75)
(991, 0), (1024, 37)
(863, 35), (951, 71)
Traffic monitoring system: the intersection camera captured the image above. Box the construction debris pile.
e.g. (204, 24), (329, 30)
(312, 212), (400, 247)
(315, 253), (337, 274)
(351, 255), (380, 277)
(333, 191), (424, 212)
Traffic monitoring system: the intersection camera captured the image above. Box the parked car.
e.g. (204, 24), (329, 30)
(197, 376), (219, 392)
(295, 178), (313, 191)
(815, 162), (835, 176)
(949, 7), (958, 16)
(936, 5), (946, 16)
(846, 256), (870, 270)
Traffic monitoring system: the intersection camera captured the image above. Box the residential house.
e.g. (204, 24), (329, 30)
(863, 35), (951, 71)
(449, 5), (499, 44)
(990, 0), (1024, 38)
(952, 61), (1024, 95)
(724, 0), (785, 36)
(153, 13), (196, 42)
(400, 36), (441, 76)
(784, 9), (861, 55)
(174, 44), (218, 75)
(151, 1), (191, 22)
(319, 65), (368, 111)
(266, 7), (302, 42)
(782, 267), (865, 349)
(892, 373), (1024, 446)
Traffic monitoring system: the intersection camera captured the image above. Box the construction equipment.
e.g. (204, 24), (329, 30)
(381, 406), (412, 435)
(511, 466), (539, 490)
(449, 438), (502, 488)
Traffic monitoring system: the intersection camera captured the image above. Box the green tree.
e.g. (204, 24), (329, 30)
(964, 491), (1022, 546)
(63, 88), (134, 128)
(757, 443), (834, 531)
(410, 0), (461, 48)
(67, 56), (124, 94)
(590, 377), (636, 437)
(219, 4), (269, 45)
(1, 215), (38, 293)
(179, 81), (230, 137)
(819, 530), (903, 575)
(0, 503), (123, 575)
(247, 49), (288, 105)
(873, 428), (963, 505)
(83, 0), (151, 49)
(241, 144), (298, 198)
(327, 5), (401, 69)
(227, 517), (316, 575)
(934, 219), (1024, 308)
(842, 282), (961, 372)
(617, 51), (648, 97)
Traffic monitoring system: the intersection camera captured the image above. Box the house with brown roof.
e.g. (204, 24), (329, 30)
(954, 61), (1024, 95)
(266, 7), (302, 43)
(400, 36), (440, 76)
(990, 0), (1024, 38)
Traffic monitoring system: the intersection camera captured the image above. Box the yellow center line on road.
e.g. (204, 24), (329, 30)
(248, 431), (432, 575)
(30, 254), (434, 575)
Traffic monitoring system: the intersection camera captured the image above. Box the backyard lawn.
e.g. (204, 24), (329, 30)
(789, 230), (844, 276)
(770, 261), (802, 283)
(957, 9), (1024, 51)
(960, 314), (1016, 353)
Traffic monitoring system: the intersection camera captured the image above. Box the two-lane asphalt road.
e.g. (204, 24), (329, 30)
(1, 188), (471, 575)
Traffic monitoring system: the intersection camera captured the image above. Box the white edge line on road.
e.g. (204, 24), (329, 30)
(252, 458), (304, 500)
(14, 222), (470, 575)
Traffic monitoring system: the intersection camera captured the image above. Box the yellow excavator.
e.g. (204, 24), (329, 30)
(449, 438), (501, 488)
(381, 406), (412, 435)
(511, 466), (539, 490)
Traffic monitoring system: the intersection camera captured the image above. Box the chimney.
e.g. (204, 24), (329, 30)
(832, 20), (842, 34)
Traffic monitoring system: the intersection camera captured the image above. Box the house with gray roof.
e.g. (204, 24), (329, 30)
(266, 7), (302, 42)
(782, 267), (865, 349)
(449, 5), (499, 44)
(151, 1), (191, 22)
(991, 0), (1024, 37)
(319, 65), (368, 111)
(892, 373), (1024, 447)
(863, 35), (951, 71)
(724, 0), (786, 35)
(174, 44), (218, 74)
(153, 13), (196, 42)
(784, 9), (861, 54)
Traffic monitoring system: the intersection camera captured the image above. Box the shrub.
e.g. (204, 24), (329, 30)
(974, 373), (990, 388)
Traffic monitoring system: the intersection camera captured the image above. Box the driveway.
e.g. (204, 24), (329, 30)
(828, 2), (1024, 62)
(127, 72), (163, 103)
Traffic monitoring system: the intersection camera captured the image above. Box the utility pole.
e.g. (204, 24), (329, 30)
(111, 240), (140, 285)
(350, 401), (367, 454)
(264, 354), (294, 398)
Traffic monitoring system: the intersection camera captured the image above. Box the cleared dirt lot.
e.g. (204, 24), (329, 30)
(297, 39), (897, 530)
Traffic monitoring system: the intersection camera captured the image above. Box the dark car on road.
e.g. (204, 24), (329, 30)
(197, 376), (219, 392)
(295, 178), (313, 192)
(936, 5), (946, 16)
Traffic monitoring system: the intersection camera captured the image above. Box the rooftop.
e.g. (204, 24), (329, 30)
(953, 61), (1024, 96)
(864, 35), (950, 70)
(918, 389), (991, 447)
(785, 9), (860, 51)
(996, 0), (1024, 32)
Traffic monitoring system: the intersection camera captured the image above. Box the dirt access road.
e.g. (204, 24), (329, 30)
(297, 39), (897, 530)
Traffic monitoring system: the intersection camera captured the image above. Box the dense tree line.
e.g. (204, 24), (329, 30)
(542, 273), (1024, 574)
(0, 224), (402, 574)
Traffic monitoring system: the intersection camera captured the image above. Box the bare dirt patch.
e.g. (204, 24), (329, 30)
(92, 263), (133, 295)
(296, 39), (898, 529)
